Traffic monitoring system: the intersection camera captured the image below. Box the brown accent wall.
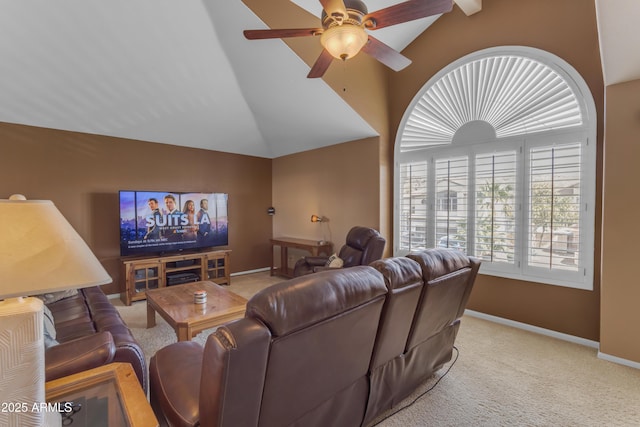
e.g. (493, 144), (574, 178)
(272, 137), (381, 254)
(388, 0), (604, 341)
(0, 122), (272, 295)
(600, 78), (640, 362)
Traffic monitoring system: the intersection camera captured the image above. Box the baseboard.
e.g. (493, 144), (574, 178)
(231, 267), (270, 276)
(465, 309), (640, 370)
(464, 309), (600, 349)
(597, 351), (640, 370)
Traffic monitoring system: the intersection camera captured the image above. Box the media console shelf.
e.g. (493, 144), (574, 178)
(121, 250), (231, 305)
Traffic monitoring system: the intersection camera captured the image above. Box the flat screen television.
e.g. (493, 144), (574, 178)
(119, 190), (228, 257)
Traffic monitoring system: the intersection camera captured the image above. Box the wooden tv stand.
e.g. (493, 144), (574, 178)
(120, 250), (231, 306)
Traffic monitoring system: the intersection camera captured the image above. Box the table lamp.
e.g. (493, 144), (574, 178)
(0, 194), (111, 426)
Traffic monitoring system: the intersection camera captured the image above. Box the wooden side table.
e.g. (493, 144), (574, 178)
(46, 363), (158, 427)
(270, 237), (333, 278)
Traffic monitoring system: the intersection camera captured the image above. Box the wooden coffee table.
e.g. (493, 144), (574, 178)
(146, 281), (247, 341)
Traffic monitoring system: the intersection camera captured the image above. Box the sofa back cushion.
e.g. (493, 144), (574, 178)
(199, 318), (272, 427)
(406, 249), (480, 351)
(46, 292), (95, 341)
(338, 226), (386, 267)
(245, 266), (387, 427)
(368, 257), (424, 370)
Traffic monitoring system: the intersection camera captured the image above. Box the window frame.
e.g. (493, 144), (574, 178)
(394, 47), (596, 291)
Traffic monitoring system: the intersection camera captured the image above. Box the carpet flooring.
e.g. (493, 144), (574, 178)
(113, 272), (640, 427)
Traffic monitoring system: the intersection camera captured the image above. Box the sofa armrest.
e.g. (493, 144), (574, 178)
(304, 256), (330, 267)
(150, 341), (204, 427)
(45, 331), (116, 382)
(312, 266), (337, 273)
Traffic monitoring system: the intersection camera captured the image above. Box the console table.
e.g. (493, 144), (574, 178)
(270, 237), (333, 278)
(121, 250), (231, 305)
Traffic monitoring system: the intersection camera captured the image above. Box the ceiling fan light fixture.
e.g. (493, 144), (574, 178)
(245, 0), (454, 78)
(320, 24), (368, 61)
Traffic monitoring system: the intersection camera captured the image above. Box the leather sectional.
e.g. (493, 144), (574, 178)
(150, 248), (479, 426)
(43, 286), (147, 392)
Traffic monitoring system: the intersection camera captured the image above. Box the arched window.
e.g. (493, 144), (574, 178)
(395, 46), (596, 290)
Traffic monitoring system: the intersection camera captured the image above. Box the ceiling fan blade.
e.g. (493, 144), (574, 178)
(361, 35), (412, 71)
(307, 49), (334, 78)
(319, 0), (348, 19)
(364, 0), (453, 30)
(243, 28), (322, 40)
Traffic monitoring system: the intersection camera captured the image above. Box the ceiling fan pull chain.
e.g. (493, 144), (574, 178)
(342, 60), (348, 92)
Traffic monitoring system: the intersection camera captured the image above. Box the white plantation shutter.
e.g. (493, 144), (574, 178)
(474, 150), (517, 265)
(527, 144), (582, 273)
(395, 47), (596, 290)
(435, 156), (468, 251)
(399, 53), (583, 153)
(398, 162), (428, 251)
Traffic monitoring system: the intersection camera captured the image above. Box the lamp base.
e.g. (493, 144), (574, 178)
(0, 297), (52, 427)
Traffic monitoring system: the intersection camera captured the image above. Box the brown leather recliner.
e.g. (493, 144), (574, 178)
(293, 226), (386, 277)
(150, 266), (388, 427)
(363, 249), (480, 425)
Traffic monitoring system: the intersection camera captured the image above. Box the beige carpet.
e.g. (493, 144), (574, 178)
(111, 271), (282, 367)
(113, 272), (640, 427)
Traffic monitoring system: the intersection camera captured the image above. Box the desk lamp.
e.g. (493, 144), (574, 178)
(0, 195), (111, 426)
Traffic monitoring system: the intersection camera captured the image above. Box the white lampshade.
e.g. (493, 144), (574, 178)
(320, 24), (369, 61)
(0, 195), (111, 299)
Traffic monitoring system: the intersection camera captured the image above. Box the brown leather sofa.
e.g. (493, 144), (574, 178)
(293, 226), (386, 276)
(43, 286), (147, 392)
(150, 249), (479, 426)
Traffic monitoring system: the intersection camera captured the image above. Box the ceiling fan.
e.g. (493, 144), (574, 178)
(243, 0), (454, 78)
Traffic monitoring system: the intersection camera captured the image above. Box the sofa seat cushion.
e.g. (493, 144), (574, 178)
(55, 321), (97, 342)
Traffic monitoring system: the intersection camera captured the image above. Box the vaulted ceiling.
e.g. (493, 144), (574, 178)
(0, 1), (636, 159)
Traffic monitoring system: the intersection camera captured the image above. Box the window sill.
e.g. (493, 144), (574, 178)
(478, 267), (593, 291)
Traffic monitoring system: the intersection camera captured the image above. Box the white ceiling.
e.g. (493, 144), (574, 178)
(595, 0), (640, 86)
(0, 1), (636, 159)
(0, 0), (383, 158)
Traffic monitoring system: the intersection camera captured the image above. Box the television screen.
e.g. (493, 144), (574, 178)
(119, 190), (228, 257)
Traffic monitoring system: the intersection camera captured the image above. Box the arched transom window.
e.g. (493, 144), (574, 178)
(395, 46), (596, 290)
